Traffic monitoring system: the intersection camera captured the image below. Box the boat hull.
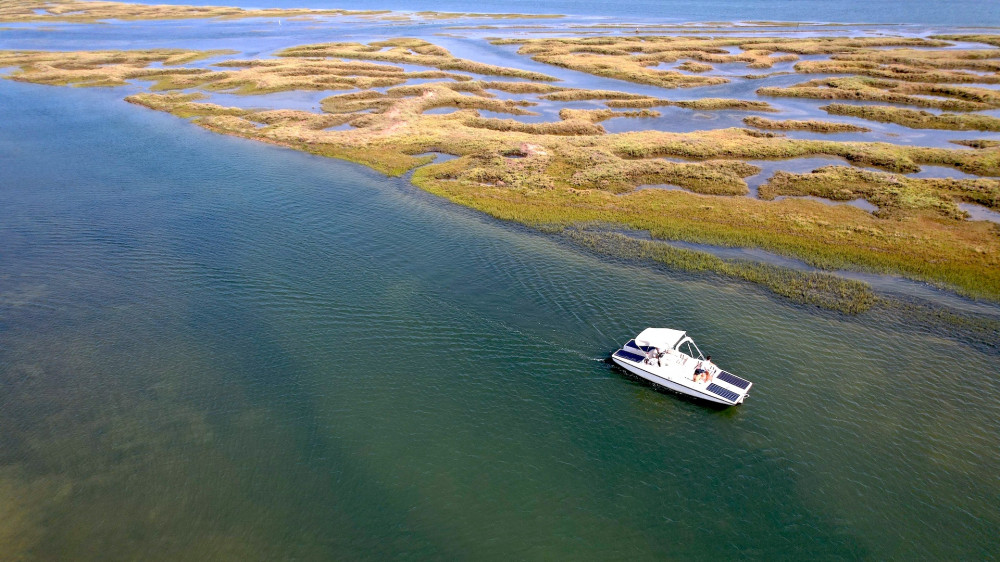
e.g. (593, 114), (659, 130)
(611, 355), (745, 406)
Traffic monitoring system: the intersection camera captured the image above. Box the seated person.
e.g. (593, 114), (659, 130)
(693, 355), (715, 382)
(644, 347), (659, 365)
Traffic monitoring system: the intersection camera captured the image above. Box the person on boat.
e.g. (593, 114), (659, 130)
(645, 347), (660, 365)
(655, 348), (669, 367)
(694, 355), (714, 382)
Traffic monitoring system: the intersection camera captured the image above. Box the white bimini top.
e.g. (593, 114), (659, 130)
(634, 328), (687, 351)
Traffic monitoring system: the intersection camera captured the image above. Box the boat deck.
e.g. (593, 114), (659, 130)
(613, 340), (751, 405)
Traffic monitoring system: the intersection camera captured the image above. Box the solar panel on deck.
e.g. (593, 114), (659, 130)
(625, 339), (653, 353)
(614, 349), (646, 363)
(707, 383), (740, 402)
(717, 371), (750, 390)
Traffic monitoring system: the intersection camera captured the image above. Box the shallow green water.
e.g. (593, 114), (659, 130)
(1, 76), (998, 560)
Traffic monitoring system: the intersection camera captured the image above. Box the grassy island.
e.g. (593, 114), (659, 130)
(952, 139), (1000, 149)
(743, 116), (871, 133)
(793, 48), (1000, 84)
(821, 104), (1000, 132)
(3, 24), (1000, 311)
(757, 77), (1000, 111)
(929, 34), (1000, 48)
(491, 35), (949, 89)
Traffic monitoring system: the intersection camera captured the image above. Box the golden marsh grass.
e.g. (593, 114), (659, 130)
(0, 0), (560, 23)
(758, 165), (1000, 220)
(822, 103), (1000, 132)
(0, 0), (390, 23)
(491, 35), (950, 90)
(929, 34), (1000, 48)
(758, 77), (1000, 111)
(743, 116), (871, 133)
(277, 39), (558, 82)
(5, 36), (1000, 306)
(951, 139), (1000, 149)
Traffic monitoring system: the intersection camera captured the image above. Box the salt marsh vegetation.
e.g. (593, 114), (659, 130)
(952, 139), (1000, 149)
(758, 165), (1000, 220)
(0, 49), (235, 88)
(821, 104), (1000, 132)
(4, 27), (1000, 308)
(0, 0), (560, 23)
(743, 116), (871, 133)
(0, 0), (389, 23)
(564, 229), (877, 313)
(930, 34), (1000, 48)
(793, 48), (1000, 84)
(757, 77), (1000, 111)
(491, 35), (949, 89)
(277, 39), (558, 82)
(606, 98), (777, 111)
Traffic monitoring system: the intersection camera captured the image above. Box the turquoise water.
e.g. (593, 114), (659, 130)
(2, 4), (1000, 560)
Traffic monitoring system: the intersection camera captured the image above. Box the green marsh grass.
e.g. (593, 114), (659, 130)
(758, 77), (1000, 111)
(563, 229), (877, 314)
(606, 98), (777, 111)
(276, 39), (558, 82)
(492, 35), (950, 90)
(951, 139), (1000, 149)
(822, 104), (1000, 132)
(558, 108), (660, 123)
(676, 61), (713, 73)
(12, 40), (1000, 306)
(411, 159), (1000, 301)
(794, 59), (1000, 84)
(929, 34), (1000, 48)
(758, 165), (1000, 220)
(743, 115), (870, 133)
(462, 116), (605, 135)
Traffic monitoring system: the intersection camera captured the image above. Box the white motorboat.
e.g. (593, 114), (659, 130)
(611, 328), (751, 406)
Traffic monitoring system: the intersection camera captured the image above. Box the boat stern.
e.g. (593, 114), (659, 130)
(708, 370), (752, 404)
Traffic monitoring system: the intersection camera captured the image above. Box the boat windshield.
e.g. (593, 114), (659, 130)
(676, 338), (703, 360)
